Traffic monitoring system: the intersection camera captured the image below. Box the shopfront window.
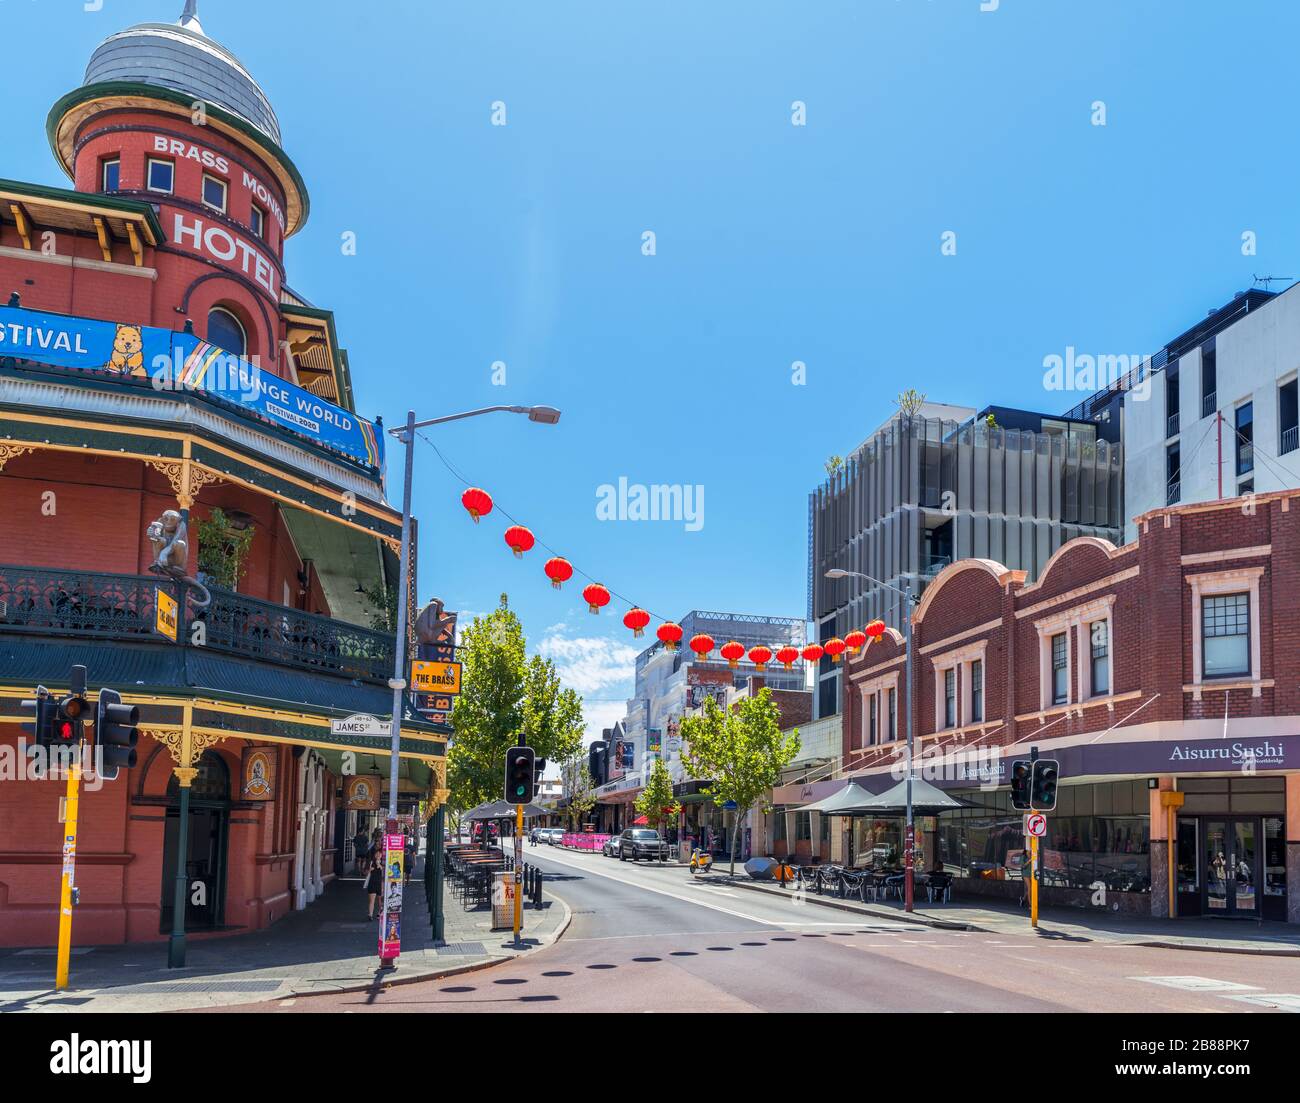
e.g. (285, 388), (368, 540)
(852, 817), (903, 870)
(1051, 632), (1068, 704)
(1090, 620), (1109, 696)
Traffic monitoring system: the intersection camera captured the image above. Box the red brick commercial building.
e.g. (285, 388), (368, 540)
(789, 493), (1300, 925)
(0, 7), (446, 951)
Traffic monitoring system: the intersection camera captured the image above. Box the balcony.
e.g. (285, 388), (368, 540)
(920, 554), (951, 577)
(1167, 481), (1181, 506)
(1167, 411), (1180, 438)
(0, 563), (393, 684)
(1202, 391), (1217, 419)
(1283, 424), (1298, 456)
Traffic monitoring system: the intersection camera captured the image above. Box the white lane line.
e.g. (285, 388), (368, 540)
(1131, 976), (1261, 992)
(530, 848), (792, 925)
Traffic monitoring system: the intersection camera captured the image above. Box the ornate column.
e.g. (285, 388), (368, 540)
(148, 706), (226, 968)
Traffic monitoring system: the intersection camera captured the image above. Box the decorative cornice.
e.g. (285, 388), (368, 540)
(0, 443), (33, 471)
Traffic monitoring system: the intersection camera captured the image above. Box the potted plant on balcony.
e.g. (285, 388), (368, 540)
(194, 507), (256, 594)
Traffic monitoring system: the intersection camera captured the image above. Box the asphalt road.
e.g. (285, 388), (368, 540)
(224, 845), (1300, 1013)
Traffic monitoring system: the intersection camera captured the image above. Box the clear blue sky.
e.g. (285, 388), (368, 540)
(7, 0), (1299, 737)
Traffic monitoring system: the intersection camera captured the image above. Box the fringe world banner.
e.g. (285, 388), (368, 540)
(0, 305), (383, 468)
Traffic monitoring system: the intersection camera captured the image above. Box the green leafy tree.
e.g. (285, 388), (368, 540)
(448, 594), (585, 812)
(559, 753), (598, 831)
(634, 757), (681, 833)
(895, 388), (926, 418)
(680, 689), (801, 875)
(194, 507), (256, 591)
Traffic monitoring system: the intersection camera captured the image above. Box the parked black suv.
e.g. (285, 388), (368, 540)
(618, 828), (671, 862)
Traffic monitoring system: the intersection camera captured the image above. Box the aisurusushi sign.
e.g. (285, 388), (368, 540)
(0, 305), (383, 468)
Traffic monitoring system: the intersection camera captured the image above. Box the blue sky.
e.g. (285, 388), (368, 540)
(7, 0), (1300, 738)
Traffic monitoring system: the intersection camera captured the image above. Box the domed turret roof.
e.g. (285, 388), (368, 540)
(83, 2), (281, 144)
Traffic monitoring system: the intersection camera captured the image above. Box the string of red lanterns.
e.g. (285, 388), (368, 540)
(455, 480), (897, 672)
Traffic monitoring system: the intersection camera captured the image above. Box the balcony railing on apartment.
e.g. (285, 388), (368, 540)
(1167, 411), (1180, 438)
(0, 563), (393, 683)
(1167, 481), (1181, 506)
(1282, 424), (1298, 456)
(1202, 391), (1217, 419)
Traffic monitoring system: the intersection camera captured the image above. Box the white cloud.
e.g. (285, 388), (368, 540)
(581, 700), (627, 744)
(536, 629), (638, 697)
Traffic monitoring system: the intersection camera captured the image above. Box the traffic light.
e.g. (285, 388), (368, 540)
(1010, 759), (1032, 811)
(1031, 758), (1059, 811)
(51, 665), (89, 751)
(19, 688), (55, 748)
(96, 687), (139, 780)
(504, 745), (536, 804)
(533, 756), (546, 795)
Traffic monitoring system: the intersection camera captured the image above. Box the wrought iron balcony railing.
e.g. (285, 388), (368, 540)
(0, 563), (393, 683)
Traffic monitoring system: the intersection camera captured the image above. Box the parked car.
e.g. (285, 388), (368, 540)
(540, 827), (564, 846)
(619, 828), (671, 862)
(602, 834), (622, 858)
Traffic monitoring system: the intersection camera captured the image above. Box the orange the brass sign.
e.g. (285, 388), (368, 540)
(411, 660), (461, 695)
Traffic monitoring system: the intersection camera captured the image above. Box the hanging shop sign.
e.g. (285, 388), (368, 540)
(344, 774), (382, 810)
(411, 660), (461, 695)
(240, 746), (276, 801)
(0, 305), (384, 467)
(154, 587), (178, 641)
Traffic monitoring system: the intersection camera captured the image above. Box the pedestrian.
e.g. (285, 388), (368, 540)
(404, 834), (416, 883)
(365, 842), (384, 919)
(353, 828), (369, 876)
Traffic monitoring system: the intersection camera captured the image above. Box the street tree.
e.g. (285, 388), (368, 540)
(559, 753), (598, 832)
(679, 688), (800, 875)
(448, 594), (585, 811)
(634, 757), (681, 834)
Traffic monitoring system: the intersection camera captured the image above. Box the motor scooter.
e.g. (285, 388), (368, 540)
(688, 848), (714, 875)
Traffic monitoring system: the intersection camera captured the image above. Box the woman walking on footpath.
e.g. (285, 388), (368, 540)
(365, 829), (384, 919)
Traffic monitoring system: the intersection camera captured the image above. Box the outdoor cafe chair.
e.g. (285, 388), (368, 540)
(926, 872), (953, 904)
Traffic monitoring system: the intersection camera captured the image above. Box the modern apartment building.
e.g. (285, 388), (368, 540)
(808, 402), (1124, 719)
(1118, 288), (1300, 539)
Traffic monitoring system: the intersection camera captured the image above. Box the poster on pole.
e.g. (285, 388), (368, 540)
(378, 832), (404, 962)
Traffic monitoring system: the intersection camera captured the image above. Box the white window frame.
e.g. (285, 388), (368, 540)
(857, 671), (900, 748)
(1082, 618), (1112, 699)
(1035, 596), (1116, 712)
(202, 172), (228, 214)
(929, 640), (987, 735)
(101, 157), (120, 192)
(146, 158), (174, 194)
(250, 203), (265, 239)
(967, 656), (984, 723)
(1188, 567), (1264, 699)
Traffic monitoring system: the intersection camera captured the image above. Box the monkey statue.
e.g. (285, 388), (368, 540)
(147, 509), (189, 577)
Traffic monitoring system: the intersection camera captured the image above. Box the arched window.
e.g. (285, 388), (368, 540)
(207, 307), (247, 356)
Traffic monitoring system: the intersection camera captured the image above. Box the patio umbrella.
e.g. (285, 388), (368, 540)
(632, 814), (648, 826)
(847, 776), (967, 816)
(792, 781), (878, 816)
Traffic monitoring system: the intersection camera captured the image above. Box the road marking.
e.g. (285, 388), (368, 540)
(1131, 976), (1261, 992)
(529, 848), (795, 925)
(1222, 993), (1300, 1011)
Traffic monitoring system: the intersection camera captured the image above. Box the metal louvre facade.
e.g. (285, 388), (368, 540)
(810, 415), (1124, 639)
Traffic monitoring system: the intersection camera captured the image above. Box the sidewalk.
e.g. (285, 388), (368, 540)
(0, 861), (570, 1013)
(724, 876), (1300, 956)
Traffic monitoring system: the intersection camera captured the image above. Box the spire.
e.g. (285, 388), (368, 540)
(178, 1), (203, 35)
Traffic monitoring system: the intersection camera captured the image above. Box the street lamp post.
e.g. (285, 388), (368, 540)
(385, 404), (560, 945)
(825, 567), (918, 912)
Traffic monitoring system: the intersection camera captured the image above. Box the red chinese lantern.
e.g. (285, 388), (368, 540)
(720, 640), (745, 668)
(623, 607), (651, 638)
(461, 486), (492, 523)
(844, 628), (867, 654)
(504, 525), (534, 558)
(824, 637), (846, 663)
(582, 582), (611, 614)
(865, 619), (887, 639)
(801, 643), (824, 664)
(657, 621), (683, 650)
(775, 645), (800, 670)
(748, 645), (773, 672)
(544, 556), (573, 589)
(689, 633), (715, 660)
